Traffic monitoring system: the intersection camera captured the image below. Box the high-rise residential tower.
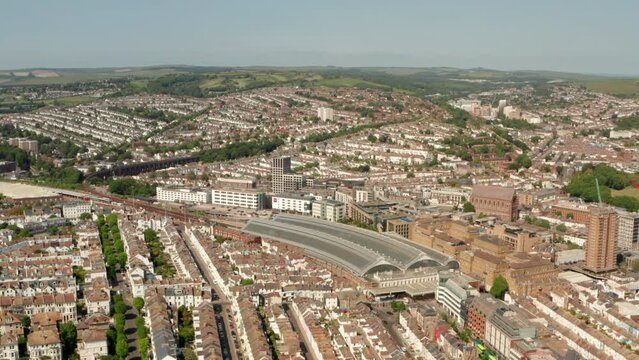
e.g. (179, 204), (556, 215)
(271, 156), (305, 194)
(585, 206), (618, 273)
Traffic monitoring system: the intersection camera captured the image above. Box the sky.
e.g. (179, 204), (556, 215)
(1, 0), (638, 75)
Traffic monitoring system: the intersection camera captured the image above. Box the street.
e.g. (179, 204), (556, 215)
(115, 271), (141, 360)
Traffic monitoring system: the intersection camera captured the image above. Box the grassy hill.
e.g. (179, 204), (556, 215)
(1, 65), (638, 98)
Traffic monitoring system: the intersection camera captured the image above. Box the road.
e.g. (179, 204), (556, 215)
(115, 272), (141, 360)
(373, 307), (413, 359)
(213, 303), (234, 360)
(180, 227), (237, 360)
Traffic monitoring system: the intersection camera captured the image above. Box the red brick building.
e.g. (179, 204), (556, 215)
(470, 185), (518, 221)
(467, 294), (501, 339)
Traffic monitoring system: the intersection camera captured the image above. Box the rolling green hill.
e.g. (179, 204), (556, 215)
(1, 65), (638, 98)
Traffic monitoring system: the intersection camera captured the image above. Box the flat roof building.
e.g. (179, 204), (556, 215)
(312, 199), (345, 222)
(436, 272), (479, 325)
(486, 306), (536, 358)
(272, 193), (315, 214)
(211, 188), (265, 210)
(156, 186), (211, 205)
(617, 210), (639, 251)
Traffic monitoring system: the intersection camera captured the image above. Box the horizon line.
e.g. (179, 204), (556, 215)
(2, 64), (637, 79)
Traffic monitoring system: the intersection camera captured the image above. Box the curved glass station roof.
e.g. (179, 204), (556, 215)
(242, 214), (458, 277)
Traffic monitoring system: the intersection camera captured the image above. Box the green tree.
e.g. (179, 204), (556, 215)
(59, 322), (77, 359)
(133, 297), (145, 314)
(459, 327), (472, 343)
(138, 337), (150, 360)
(18, 335), (27, 357)
(106, 328), (117, 355)
(177, 306), (195, 347)
(115, 300), (128, 316)
(556, 223), (568, 232)
(72, 266), (86, 284)
(21, 316), (31, 333)
(100, 356), (120, 360)
(116, 337), (128, 359)
(390, 300), (406, 312)
(510, 154), (532, 169)
(490, 275), (509, 300)
(80, 212), (92, 220)
(108, 178), (156, 197)
(16, 228), (31, 239)
(114, 314), (125, 333)
(462, 202), (475, 213)
(48, 225), (60, 235)
(183, 348), (198, 360)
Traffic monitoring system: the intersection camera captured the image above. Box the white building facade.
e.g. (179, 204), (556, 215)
(156, 187), (211, 204)
(62, 202), (92, 219)
(211, 189), (265, 209)
(272, 193), (315, 214)
(311, 200), (345, 222)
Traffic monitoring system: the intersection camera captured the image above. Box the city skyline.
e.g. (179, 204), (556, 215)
(3, 1), (639, 359)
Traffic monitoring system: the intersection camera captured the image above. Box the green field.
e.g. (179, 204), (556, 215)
(315, 77), (389, 89)
(580, 79), (639, 97)
(0, 67), (189, 86)
(612, 186), (639, 199)
(199, 71), (321, 90)
(43, 95), (99, 106)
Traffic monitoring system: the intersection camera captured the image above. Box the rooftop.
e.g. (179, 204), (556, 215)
(243, 214), (458, 277)
(472, 184), (516, 201)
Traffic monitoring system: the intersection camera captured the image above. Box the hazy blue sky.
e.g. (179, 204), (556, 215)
(2, 0), (638, 74)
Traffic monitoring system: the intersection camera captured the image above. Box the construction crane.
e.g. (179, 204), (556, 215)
(595, 178), (603, 206)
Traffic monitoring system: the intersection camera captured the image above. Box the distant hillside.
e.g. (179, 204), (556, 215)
(1, 65), (638, 97)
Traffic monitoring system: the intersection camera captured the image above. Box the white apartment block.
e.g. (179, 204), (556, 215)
(436, 273), (478, 326)
(312, 200), (345, 222)
(355, 189), (373, 203)
(430, 188), (471, 205)
(211, 189), (265, 209)
(317, 107), (334, 121)
(272, 193), (315, 214)
(617, 210), (639, 251)
(334, 189), (353, 204)
(62, 202), (92, 219)
(156, 187), (211, 204)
